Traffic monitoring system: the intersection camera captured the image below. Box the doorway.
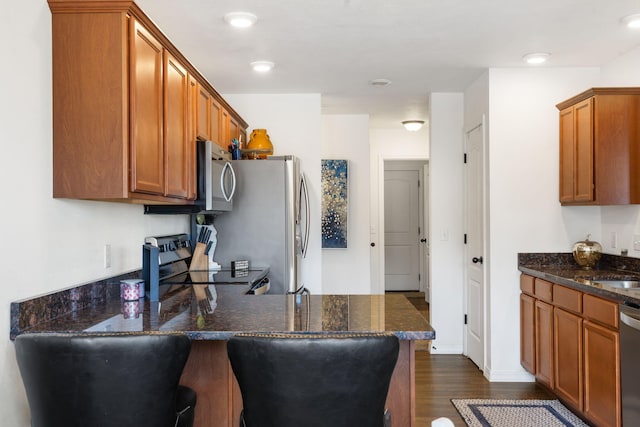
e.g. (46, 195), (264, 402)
(384, 160), (429, 293)
(464, 122), (485, 370)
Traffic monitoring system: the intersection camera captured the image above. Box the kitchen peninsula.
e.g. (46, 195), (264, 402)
(11, 279), (434, 427)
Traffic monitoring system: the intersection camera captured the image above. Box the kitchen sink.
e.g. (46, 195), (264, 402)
(596, 280), (640, 289)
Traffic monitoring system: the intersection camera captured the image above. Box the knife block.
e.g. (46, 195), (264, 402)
(189, 242), (209, 272)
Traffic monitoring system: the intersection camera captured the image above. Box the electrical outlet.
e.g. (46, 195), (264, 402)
(611, 231), (618, 249)
(634, 235), (640, 251)
(104, 244), (111, 268)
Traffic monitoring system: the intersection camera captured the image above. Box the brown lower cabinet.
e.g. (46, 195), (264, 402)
(535, 300), (554, 389)
(520, 293), (536, 374)
(554, 307), (583, 409)
(520, 274), (621, 427)
(584, 319), (621, 427)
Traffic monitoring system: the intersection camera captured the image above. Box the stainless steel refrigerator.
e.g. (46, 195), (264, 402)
(213, 156), (309, 294)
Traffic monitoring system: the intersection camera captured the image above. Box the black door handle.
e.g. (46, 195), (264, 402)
(472, 256), (483, 264)
(370, 242), (375, 247)
(420, 238), (427, 243)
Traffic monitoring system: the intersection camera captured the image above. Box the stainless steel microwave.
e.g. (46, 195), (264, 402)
(203, 141), (236, 213)
(143, 140), (235, 215)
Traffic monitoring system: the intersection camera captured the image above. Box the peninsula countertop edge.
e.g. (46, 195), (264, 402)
(11, 280), (435, 341)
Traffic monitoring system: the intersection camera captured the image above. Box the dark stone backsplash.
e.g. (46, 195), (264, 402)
(518, 252), (640, 274)
(10, 270), (140, 339)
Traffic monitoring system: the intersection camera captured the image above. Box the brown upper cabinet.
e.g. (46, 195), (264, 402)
(557, 88), (640, 206)
(196, 85), (213, 143)
(48, 0), (247, 204)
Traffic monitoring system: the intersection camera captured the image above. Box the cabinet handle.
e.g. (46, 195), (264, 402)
(472, 256), (483, 264)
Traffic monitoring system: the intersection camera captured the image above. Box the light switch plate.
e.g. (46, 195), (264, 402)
(104, 244), (111, 268)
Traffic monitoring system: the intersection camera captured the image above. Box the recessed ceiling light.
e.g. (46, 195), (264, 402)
(224, 12), (258, 28)
(621, 13), (640, 28)
(522, 52), (550, 65)
(250, 61), (275, 73)
(369, 78), (392, 87)
(402, 120), (424, 131)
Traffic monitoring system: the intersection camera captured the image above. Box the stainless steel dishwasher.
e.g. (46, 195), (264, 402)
(620, 302), (640, 425)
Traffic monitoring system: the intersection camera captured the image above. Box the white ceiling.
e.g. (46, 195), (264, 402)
(136, 0), (640, 129)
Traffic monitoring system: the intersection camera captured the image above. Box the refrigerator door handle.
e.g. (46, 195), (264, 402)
(221, 162), (236, 202)
(298, 172), (310, 258)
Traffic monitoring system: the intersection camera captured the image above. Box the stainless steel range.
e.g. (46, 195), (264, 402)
(142, 234), (270, 301)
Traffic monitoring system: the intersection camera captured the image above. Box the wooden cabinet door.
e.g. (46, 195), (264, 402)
(239, 127), (247, 147)
(186, 76), (198, 200)
(520, 293), (536, 374)
(584, 320), (621, 427)
(574, 98), (594, 202)
(554, 307), (583, 410)
(196, 84), (212, 141)
(229, 115), (240, 145)
(535, 300), (554, 388)
(164, 52), (189, 199)
(211, 97), (223, 148)
(559, 106), (575, 203)
(221, 108), (230, 149)
(130, 18), (164, 195)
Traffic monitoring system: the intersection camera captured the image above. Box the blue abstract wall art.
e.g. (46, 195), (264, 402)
(321, 159), (348, 249)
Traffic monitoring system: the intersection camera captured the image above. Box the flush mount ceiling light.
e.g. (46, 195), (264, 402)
(224, 12), (258, 28)
(250, 61), (275, 73)
(522, 52), (551, 65)
(369, 78), (392, 87)
(621, 13), (640, 28)
(402, 120), (424, 132)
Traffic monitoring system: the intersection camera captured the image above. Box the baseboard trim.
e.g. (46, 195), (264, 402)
(483, 366), (535, 382)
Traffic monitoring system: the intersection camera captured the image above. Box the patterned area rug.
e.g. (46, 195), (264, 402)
(451, 399), (589, 427)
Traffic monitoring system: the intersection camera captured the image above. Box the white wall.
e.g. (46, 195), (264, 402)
(369, 127), (429, 292)
(428, 93), (465, 354)
(223, 94), (323, 293)
(321, 115), (371, 294)
(483, 67), (602, 380)
(1, 2), (190, 424)
(599, 46), (640, 257)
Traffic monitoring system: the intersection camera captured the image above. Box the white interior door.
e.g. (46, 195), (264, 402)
(423, 163), (430, 302)
(465, 124), (485, 369)
(384, 163), (422, 291)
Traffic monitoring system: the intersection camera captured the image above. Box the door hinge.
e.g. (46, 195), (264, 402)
(418, 179), (420, 187)
(464, 153), (467, 164)
(464, 233), (467, 244)
(464, 314), (468, 325)
(418, 273), (421, 281)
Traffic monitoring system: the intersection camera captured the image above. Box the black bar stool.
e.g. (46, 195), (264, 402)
(227, 332), (399, 427)
(15, 333), (196, 427)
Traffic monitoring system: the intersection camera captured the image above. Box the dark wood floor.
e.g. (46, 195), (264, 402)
(398, 292), (554, 426)
(415, 353), (553, 426)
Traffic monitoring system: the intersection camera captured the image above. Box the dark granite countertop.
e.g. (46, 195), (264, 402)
(11, 278), (434, 341)
(518, 252), (640, 305)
